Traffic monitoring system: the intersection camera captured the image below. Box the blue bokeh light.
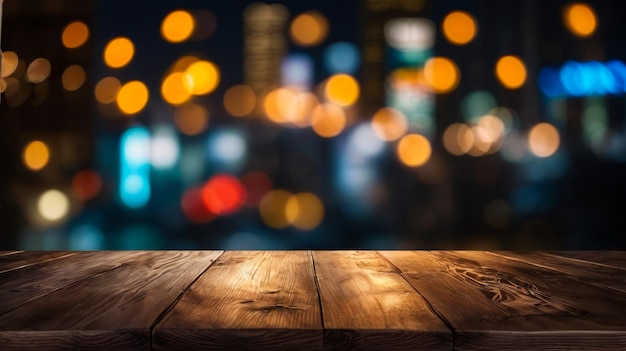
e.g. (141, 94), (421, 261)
(323, 42), (360, 74)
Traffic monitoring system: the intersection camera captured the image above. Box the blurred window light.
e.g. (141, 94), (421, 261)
(61, 65), (86, 91)
(224, 84), (256, 117)
(563, 3), (597, 37)
(384, 18), (435, 50)
(103, 37), (134, 69)
(281, 53), (314, 88)
(442, 11), (477, 45)
(174, 103), (209, 135)
(117, 80), (149, 115)
(290, 11), (329, 47)
(311, 103), (346, 138)
(324, 42), (360, 74)
(348, 123), (386, 158)
(150, 126), (179, 169)
(72, 170), (102, 200)
(23, 140), (50, 171)
(495, 55), (527, 89)
(528, 123), (560, 158)
(461, 90), (496, 123)
(397, 133), (431, 167)
(161, 10), (195, 43)
(259, 189), (292, 229)
(26, 58), (51, 83)
(69, 225), (104, 250)
(95, 77), (121, 104)
(202, 174), (246, 216)
(120, 127), (151, 208)
(371, 107), (408, 141)
(181, 186), (216, 224)
(424, 57), (460, 93)
(1, 51), (18, 77)
(161, 71), (192, 105)
(286, 192), (324, 230)
(208, 129), (247, 166)
(242, 171), (272, 208)
(62, 21), (89, 49)
(324, 73), (360, 107)
(38, 189), (70, 222)
(183, 60), (220, 95)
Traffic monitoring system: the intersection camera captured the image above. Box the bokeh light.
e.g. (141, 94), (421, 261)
(224, 85), (256, 117)
(1, 51), (18, 77)
(38, 190), (70, 222)
(26, 58), (51, 83)
(95, 76), (121, 104)
(242, 171), (272, 208)
(190, 10), (218, 41)
(207, 129), (247, 165)
(103, 37), (134, 68)
(371, 107), (408, 141)
(62, 21), (89, 49)
(397, 134), (432, 167)
(259, 189), (292, 229)
(23, 140), (50, 171)
(311, 103), (346, 138)
(72, 170), (102, 200)
(443, 123), (473, 156)
(324, 74), (360, 107)
(202, 174), (246, 216)
(161, 72), (192, 105)
(461, 90), (496, 123)
(116, 80), (149, 115)
(323, 42), (360, 74)
(62, 65), (86, 91)
(563, 3), (597, 37)
(495, 55), (527, 89)
(424, 57), (460, 93)
(161, 10), (195, 43)
(528, 122), (560, 157)
(174, 103), (209, 135)
(150, 126), (180, 169)
(442, 11), (477, 45)
(183, 60), (220, 95)
(181, 186), (216, 224)
(286, 192), (324, 230)
(290, 11), (329, 47)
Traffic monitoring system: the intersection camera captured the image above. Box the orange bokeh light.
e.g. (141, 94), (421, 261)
(181, 186), (216, 224)
(72, 170), (102, 200)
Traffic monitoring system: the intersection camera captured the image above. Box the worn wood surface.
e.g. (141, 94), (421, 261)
(0, 250), (624, 350)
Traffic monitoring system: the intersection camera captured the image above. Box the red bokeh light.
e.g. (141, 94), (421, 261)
(72, 170), (102, 200)
(201, 174), (246, 215)
(241, 171), (272, 207)
(181, 186), (216, 224)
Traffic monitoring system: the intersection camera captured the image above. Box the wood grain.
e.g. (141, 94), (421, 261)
(153, 251), (322, 351)
(0, 251), (21, 257)
(0, 251), (77, 274)
(0, 250), (222, 351)
(380, 250), (626, 350)
(549, 251), (626, 270)
(313, 251), (451, 350)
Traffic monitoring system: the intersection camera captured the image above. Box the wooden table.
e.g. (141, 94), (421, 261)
(0, 250), (625, 350)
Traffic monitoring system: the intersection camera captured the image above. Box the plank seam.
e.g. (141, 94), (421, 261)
(149, 250), (225, 350)
(376, 251), (457, 351)
(542, 252), (626, 271)
(309, 250), (326, 333)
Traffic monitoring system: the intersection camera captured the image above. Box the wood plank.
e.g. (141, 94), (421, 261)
(0, 251), (77, 274)
(491, 251), (626, 294)
(153, 251), (322, 351)
(314, 251), (451, 350)
(549, 251), (626, 270)
(0, 251), (156, 315)
(0, 250), (222, 351)
(0, 251), (22, 257)
(380, 250), (626, 351)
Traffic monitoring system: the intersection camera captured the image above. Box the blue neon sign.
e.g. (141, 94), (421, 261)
(539, 60), (626, 98)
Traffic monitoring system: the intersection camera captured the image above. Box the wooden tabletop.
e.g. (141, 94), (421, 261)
(0, 250), (625, 350)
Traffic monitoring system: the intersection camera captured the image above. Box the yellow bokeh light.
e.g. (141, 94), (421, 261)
(38, 189), (70, 222)
(325, 74), (360, 107)
(103, 37), (135, 68)
(23, 140), (50, 171)
(161, 10), (195, 43)
(62, 21), (89, 49)
(290, 11), (329, 47)
(477, 115), (505, 144)
(424, 57), (460, 93)
(183, 60), (220, 95)
(162, 72), (192, 105)
(311, 103), (346, 138)
(259, 189), (292, 229)
(397, 134), (432, 167)
(116, 80), (149, 115)
(467, 125), (492, 156)
(1, 51), (18, 77)
(95, 77), (121, 104)
(528, 122), (560, 157)
(62, 65), (86, 91)
(443, 123), (474, 156)
(26, 58), (51, 83)
(564, 3), (597, 37)
(171, 55), (201, 73)
(442, 11), (477, 45)
(371, 107), (408, 141)
(495, 55), (526, 89)
(264, 87), (295, 124)
(287, 192), (324, 230)
(224, 85), (256, 117)
(174, 103), (209, 135)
